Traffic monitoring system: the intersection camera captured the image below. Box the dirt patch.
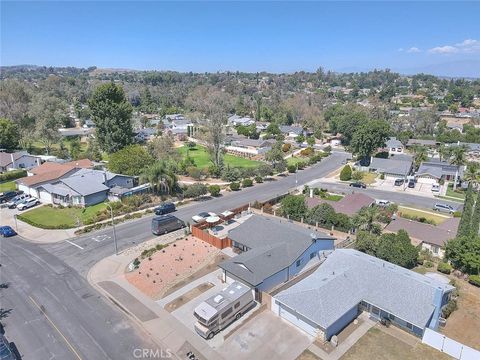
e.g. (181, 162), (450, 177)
(164, 282), (214, 313)
(341, 327), (451, 360)
(125, 236), (222, 299)
(161, 253), (229, 298)
(441, 279), (480, 350)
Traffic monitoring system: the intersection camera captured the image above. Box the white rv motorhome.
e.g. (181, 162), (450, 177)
(193, 281), (254, 339)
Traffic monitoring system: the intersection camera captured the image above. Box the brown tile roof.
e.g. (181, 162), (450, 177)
(30, 159), (93, 175)
(384, 217), (456, 247)
(305, 193), (375, 216)
(17, 167), (78, 187)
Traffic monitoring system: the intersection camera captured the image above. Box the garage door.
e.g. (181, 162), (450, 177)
(278, 304), (318, 337)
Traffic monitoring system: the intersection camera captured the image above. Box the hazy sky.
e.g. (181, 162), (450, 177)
(2, 1), (480, 75)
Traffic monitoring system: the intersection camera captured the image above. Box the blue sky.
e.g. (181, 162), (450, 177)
(1, 1), (480, 76)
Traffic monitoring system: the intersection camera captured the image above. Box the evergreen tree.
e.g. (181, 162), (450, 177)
(457, 183), (474, 237)
(471, 190), (480, 237)
(88, 82), (133, 153)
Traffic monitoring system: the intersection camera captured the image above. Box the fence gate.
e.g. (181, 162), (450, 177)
(422, 328), (480, 360)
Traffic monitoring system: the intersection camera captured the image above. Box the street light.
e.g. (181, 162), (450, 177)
(105, 203), (118, 255)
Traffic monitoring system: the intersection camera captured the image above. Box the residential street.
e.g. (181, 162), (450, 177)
(0, 236), (165, 360)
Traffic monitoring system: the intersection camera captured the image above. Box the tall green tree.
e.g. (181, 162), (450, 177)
(108, 144), (153, 176)
(375, 230), (419, 269)
(281, 195), (307, 221)
(457, 183), (475, 237)
(352, 206), (382, 233)
(0, 118), (20, 150)
(471, 190), (480, 237)
(411, 145), (429, 169)
(88, 82), (133, 153)
(450, 146), (466, 190)
(350, 119), (390, 162)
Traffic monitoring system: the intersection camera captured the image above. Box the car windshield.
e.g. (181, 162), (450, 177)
(198, 212), (209, 217)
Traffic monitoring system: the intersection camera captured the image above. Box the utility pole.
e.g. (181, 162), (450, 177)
(105, 203), (118, 255)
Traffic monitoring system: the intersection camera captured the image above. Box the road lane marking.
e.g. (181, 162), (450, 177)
(28, 296), (83, 360)
(66, 240), (84, 250)
(92, 235), (110, 242)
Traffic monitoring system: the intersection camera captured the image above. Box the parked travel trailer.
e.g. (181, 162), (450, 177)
(193, 281), (254, 339)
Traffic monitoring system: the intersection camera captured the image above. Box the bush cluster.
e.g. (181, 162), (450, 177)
(437, 262), (453, 274)
(0, 169), (27, 182)
(469, 275), (480, 287)
(339, 165), (352, 181)
(229, 182), (240, 191)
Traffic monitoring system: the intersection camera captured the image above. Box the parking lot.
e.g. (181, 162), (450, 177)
(373, 178), (443, 198)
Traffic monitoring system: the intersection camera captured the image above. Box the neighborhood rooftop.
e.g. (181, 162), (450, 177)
(275, 249), (454, 330)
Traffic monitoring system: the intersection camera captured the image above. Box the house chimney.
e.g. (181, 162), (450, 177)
(36, 157), (41, 166)
(10, 153), (15, 169)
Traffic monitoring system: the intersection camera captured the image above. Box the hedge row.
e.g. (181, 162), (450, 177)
(0, 169), (27, 182)
(16, 215), (73, 229)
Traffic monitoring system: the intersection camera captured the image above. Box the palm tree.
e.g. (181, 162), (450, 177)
(438, 144), (452, 162)
(411, 145), (428, 170)
(450, 146), (466, 190)
(141, 161), (177, 195)
(352, 206), (382, 233)
(464, 162), (480, 188)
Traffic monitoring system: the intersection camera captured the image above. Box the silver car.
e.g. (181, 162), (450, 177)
(433, 203), (455, 214)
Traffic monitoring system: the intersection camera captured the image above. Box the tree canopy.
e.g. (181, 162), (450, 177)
(108, 144), (154, 176)
(0, 118), (19, 150)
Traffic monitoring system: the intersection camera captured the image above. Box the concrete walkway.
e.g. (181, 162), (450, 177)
(307, 312), (376, 360)
(87, 245), (224, 360)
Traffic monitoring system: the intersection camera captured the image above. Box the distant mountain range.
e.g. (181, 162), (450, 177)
(337, 59), (480, 79)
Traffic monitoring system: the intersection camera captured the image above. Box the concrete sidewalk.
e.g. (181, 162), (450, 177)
(87, 245), (224, 360)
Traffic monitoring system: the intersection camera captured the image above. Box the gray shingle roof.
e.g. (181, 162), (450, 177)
(280, 125), (303, 135)
(370, 157), (412, 177)
(275, 249), (454, 330)
(386, 137), (403, 149)
(61, 174), (109, 196)
(385, 217), (457, 246)
(417, 161), (462, 178)
(219, 215), (334, 286)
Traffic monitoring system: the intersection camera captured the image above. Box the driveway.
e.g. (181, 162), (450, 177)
(217, 311), (312, 360)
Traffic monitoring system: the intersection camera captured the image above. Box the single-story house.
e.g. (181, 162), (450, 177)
(406, 139), (438, 148)
(369, 157), (413, 178)
(280, 125), (304, 140)
(255, 121), (269, 132)
(385, 137), (404, 155)
(37, 169), (134, 207)
(305, 193), (375, 216)
(134, 128), (157, 142)
(219, 214), (335, 298)
(384, 217), (459, 258)
(165, 114), (185, 121)
(416, 160), (463, 184)
(225, 138), (274, 158)
(227, 114), (255, 127)
(82, 119), (95, 128)
(0, 151), (40, 172)
(272, 249), (454, 340)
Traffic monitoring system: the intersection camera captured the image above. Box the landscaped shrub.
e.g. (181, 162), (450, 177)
(0, 169), (27, 182)
(297, 161), (306, 170)
(339, 165), (352, 181)
(453, 211), (462, 218)
(380, 173), (385, 180)
(187, 166), (203, 180)
(424, 261), (434, 268)
(242, 178), (253, 187)
(468, 275), (480, 287)
(442, 297), (458, 319)
(183, 183), (208, 198)
(208, 185), (221, 197)
(351, 171), (363, 181)
(287, 164), (297, 173)
(229, 182), (240, 191)
(221, 166), (241, 182)
(254, 176), (263, 183)
(437, 262), (453, 274)
(282, 143), (291, 152)
(300, 147), (313, 157)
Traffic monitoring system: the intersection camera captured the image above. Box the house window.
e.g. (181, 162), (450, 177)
(433, 246), (439, 254)
(372, 306), (380, 316)
(310, 252), (316, 259)
(234, 302), (240, 309)
(389, 314), (396, 321)
(296, 259), (301, 267)
(406, 322), (413, 330)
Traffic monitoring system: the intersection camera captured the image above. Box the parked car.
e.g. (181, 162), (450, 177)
(407, 180), (416, 188)
(375, 199), (391, 207)
(349, 182), (366, 189)
(154, 202), (176, 215)
(0, 226), (16, 237)
(6, 194), (30, 209)
(433, 203), (455, 214)
(394, 178), (404, 186)
(0, 191), (18, 204)
(151, 215), (186, 235)
(17, 198), (39, 211)
(431, 183), (440, 192)
(192, 212), (217, 223)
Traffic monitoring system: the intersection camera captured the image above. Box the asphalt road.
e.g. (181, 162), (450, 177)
(0, 236), (165, 360)
(44, 151), (351, 275)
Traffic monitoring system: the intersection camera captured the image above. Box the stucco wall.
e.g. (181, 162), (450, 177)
(84, 191), (108, 206)
(326, 305), (359, 340)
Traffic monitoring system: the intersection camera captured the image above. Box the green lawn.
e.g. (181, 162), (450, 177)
(324, 193), (343, 201)
(178, 145), (261, 168)
(0, 181), (16, 192)
(18, 202), (108, 229)
(446, 184), (466, 200)
(398, 206), (448, 225)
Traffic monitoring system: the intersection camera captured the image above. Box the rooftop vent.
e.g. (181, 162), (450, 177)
(213, 295), (224, 304)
